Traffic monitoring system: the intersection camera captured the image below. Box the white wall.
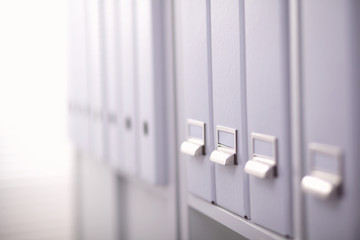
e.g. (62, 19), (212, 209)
(0, 1), (74, 240)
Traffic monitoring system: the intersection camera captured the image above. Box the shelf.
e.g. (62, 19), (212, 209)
(187, 194), (288, 240)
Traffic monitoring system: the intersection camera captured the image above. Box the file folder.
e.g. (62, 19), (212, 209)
(244, 0), (292, 236)
(118, 0), (138, 175)
(180, 0), (215, 202)
(104, 0), (120, 167)
(301, 0), (360, 238)
(85, 0), (105, 161)
(69, 0), (89, 152)
(210, 0), (248, 217)
(135, 0), (167, 184)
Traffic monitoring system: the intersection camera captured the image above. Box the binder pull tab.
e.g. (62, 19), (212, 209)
(181, 139), (204, 156)
(244, 133), (277, 179)
(301, 143), (343, 199)
(210, 126), (237, 166)
(180, 119), (206, 157)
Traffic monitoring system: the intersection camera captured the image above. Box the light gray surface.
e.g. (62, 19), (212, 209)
(77, 156), (119, 240)
(123, 179), (177, 240)
(180, 0), (214, 202)
(210, 0), (248, 217)
(188, 194), (287, 240)
(244, 0), (292, 236)
(189, 207), (248, 240)
(301, 0), (360, 239)
(77, 155), (178, 240)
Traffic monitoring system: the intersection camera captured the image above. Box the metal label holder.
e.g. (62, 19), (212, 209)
(244, 133), (278, 179)
(180, 119), (206, 157)
(301, 142), (343, 199)
(209, 126), (237, 166)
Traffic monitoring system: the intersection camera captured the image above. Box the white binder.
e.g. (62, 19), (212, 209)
(179, 0), (215, 202)
(209, 0), (248, 217)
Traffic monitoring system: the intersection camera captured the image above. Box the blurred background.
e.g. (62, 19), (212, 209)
(0, 0), (74, 240)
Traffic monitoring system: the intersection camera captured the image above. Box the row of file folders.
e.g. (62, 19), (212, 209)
(68, 0), (169, 184)
(68, 0), (360, 239)
(180, 0), (360, 239)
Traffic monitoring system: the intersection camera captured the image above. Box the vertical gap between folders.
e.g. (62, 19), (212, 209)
(290, 0), (305, 239)
(206, 0), (216, 204)
(238, 0), (250, 220)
